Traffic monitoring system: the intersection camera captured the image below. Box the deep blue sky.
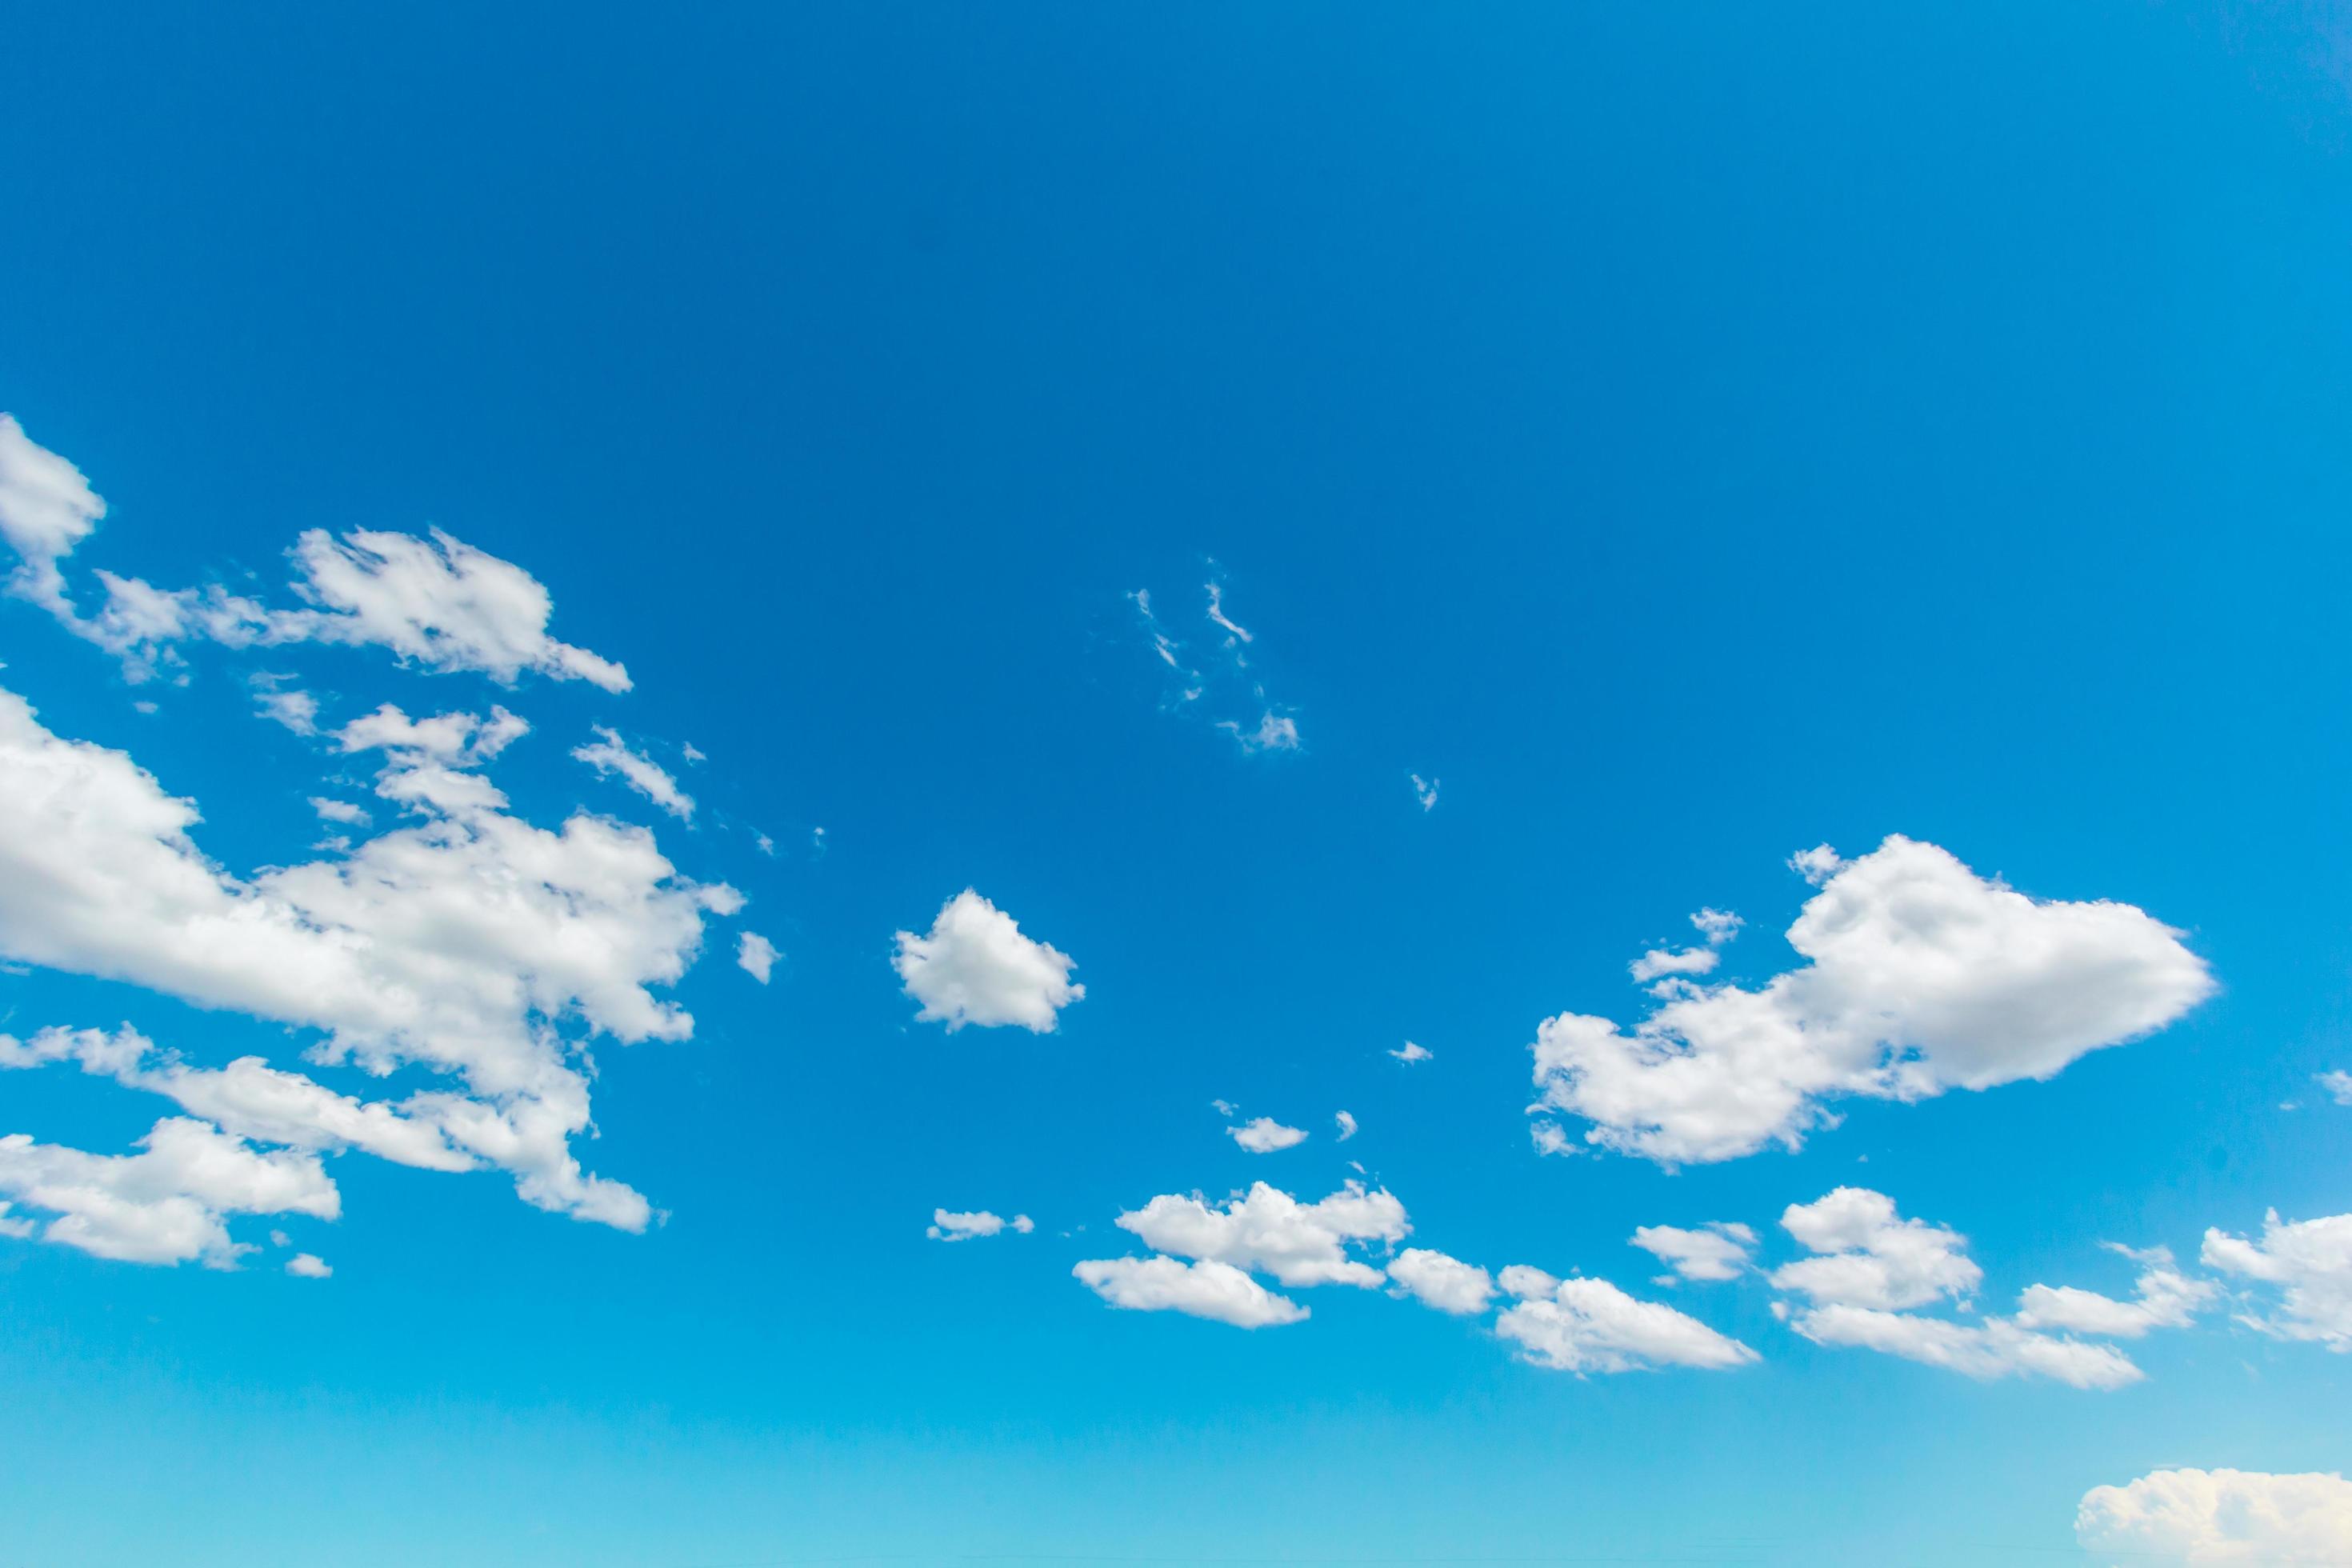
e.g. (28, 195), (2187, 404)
(4, 4), (2351, 1564)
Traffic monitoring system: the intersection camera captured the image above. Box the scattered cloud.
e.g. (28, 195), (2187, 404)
(1529, 836), (2213, 1164)
(309, 796), (370, 827)
(1790, 1303), (2144, 1390)
(0, 1116), (337, 1267)
(2319, 1070), (2352, 1106)
(1110, 1180), (1407, 1290)
(1073, 1256), (1307, 1328)
(1334, 1110), (1358, 1142)
(285, 1252), (332, 1278)
(1390, 1041), (1432, 1064)
(1690, 908), (1742, 945)
(893, 889), (1083, 1032)
(1229, 1117), (1308, 1154)
(1387, 1247), (1495, 1315)
(738, 931), (778, 984)
(1788, 845), (1843, 885)
(1410, 774), (1438, 811)
(1631, 1222), (1757, 1283)
(0, 414), (106, 621)
(1128, 571), (1301, 754)
(250, 677), (319, 735)
(1495, 1269), (1759, 1374)
(1628, 946), (1719, 984)
(2015, 1245), (2215, 1338)
(928, 1208), (1033, 1242)
(574, 726), (694, 820)
(2077, 1468), (2352, 1563)
(2203, 1209), (2352, 1351)
(1218, 712), (1300, 754)
(1770, 1188), (1981, 1310)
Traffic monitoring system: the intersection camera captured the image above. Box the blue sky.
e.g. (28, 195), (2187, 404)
(4, 4), (2352, 1564)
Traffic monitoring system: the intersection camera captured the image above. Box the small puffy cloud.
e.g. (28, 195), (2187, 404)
(737, 931), (778, 985)
(285, 1253), (332, 1278)
(1229, 1117), (1308, 1154)
(0, 414), (106, 618)
(1788, 845), (1843, 885)
(1628, 946), (1719, 984)
(1496, 1274), (1759, 1374)
(2202, 1209), (2352, 1351)
(1334, 1110), (1358, 1142)
(2015, 1245), (2214, 1338)
(1770, 1188), (1981, 1310)
(1531, 837), (2213, 1164)
(573, 726), (694, 820)
(2077, 1468), (2352, 1563)
(309, 797), (370, 827)
(250, 682), (319, 735)
(1388, 1247), (1495, 1315)
(0, 1117), (338, 1267)
(2319, 1070), (2352, 1106)
(1690, 908), (1742, 945)
(893, 890), (1083, 1032)
(1410, 774), (1438, 812)
(927, 1208), (1030, 1242)
(1114, 1180), (1406, 1289)
(1790, 1303), (2143, 1390)
(1073, 1256), (1307, 1328)
(1390, 1041), (1432, 1064)
(1220, 712), (1300, 753)
(1631, 1222), (1757, 1283)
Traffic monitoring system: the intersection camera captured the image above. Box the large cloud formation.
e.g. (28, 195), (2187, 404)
(1530, 837), (2213, 1164)
(2078, 1469), (2352, 1563)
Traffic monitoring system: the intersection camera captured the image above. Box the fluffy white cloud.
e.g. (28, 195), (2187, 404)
(1334, 1110), (1358, 1142)
(2319, 1070), (2352, 1106)
(1631, 1222), (1757, 1282)
(2016, 1245), (2214, 1338)
(574, 726), (694, 819)
(1073, 1255), (1307, 1328)
(1229, 1117), (1308, 1154)
(1496, 1274), (1758, 1374)
(1114, 1181), (1407, 1289)
(2203, 1210), (2352, 1351)
(893, 890), (1083, 1032)
(1770, 1188), (1981, 1310)
(738, 931), (778, 984)
(0, 414), (105, 618)
(1789, 1303), (2143, 1390)
(310, 796), (370, 827)
(1530, 837), (2213, 1164)
(0, 682), (738, 1238)
(1628, 946), (1719, 984)
(250, 682), (319, 735)
(2078, 1468), (2352, 1562)
(1388, 1247), (1495, 1315)
(1690, 907), (1742, 944)
(1390, 1041), (1432, 1064)
(285, 1252), (332, 1278)
(0, 1117), (338, 1267)
(927, 1208), (1033, 1242)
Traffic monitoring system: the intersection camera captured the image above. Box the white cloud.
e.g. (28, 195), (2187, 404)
(1495, 1274), (1758, 1374)
(251, 682), (320, 736)
(2203, 1210), (2352, 1351)
(1073, 1256), (1307, 1328)
(1627, 946), (1718, 984)
(1114, 1180), (1406, 1289)
(1788, 1303), (2143, 1390)
(2077, 1468), (2352, 1562)
(573, 726), (694, 820)
(2319, 1070), (2352, 1106)
(1770, 1188), (1981, 1310)
(1388, 1248), (1495, 1315)
(1334, 1110), (1358, 1142)
(738, 931), (778, 984)
(309, 797), (370, 827)
(1631, 1222), (1757, 1283)
(1690, 908), (1742, 945)
(2015, 1245), (2215, 1338)
(1788, 844), (1843, 885)
(0, 1117), (338, 1267)
(1219, 712), (1300, 753)
(1530, 836), (2214, 1164)
(0, 414), (106, 619)
(1131, 575), (1302, 752)
(893, 890), (1083, 1032)
(1390, 1041), (1432, 1064)
(927, 1208), (1031, 1242)
(1410, 774), (1438, 811)
(1204, 580), (1253, 644)
(285, 1252), (332, 1278)
(1229, 1117), (1308, 1154)
(0, 681), (738, 1238)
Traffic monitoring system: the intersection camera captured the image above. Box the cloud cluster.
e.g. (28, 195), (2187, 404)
(894, 890), (1083, 1032)
(1074, 1181), (1406, 1326)
(2203, 1210), (2352, 1351)
(1491, 1265), (1758, 1374)
(1631, 1222), (1756, 1283)
(928, 1209), (1034, 1242)
(1530, 837), (2213, 1164)
(1128, 575), (1301, 755)
(2078, 1468), (2352, 1563)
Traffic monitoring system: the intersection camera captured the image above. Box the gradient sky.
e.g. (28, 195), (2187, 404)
(4, 5), (2352, 1566)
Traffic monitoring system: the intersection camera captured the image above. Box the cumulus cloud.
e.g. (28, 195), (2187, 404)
(1110, 1181), (1407, 1289)
(1387, 1248), (1495, 1315)
(1631, 1222), (1757, 1283)
(310, 796), (370, 827)
(1229, 1117), (1308, 1154)
(1690, 908), (1742, 945)
(1390, 1041), (1432, 1064)
(1529, 836), (2214, 1164)
(737, 931), (778, 984)
(286, 1252), (332, 1278)
(2015, 1245), (2214, 1338)
(927, 1208), (1033, 1242)
(1790, 1303), (2143, 1390)
(0, 681), (738, 1241)
(573, 726), (694, 819)
(893, 890), (1083, 1032)
(1334, 1110), (1358, 1142)
(2077, 1468), (2352, 1563)
(0, 414), (106, 619)
(1496, 1274), (1758, 1374)
(2203, 1210), (2352, 1351)
(1073, 1256), (1307, 1328)
(1627, 946), (1719, 984)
